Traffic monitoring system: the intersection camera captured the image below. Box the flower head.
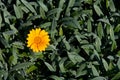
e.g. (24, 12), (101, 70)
(27, 28), (50, 52)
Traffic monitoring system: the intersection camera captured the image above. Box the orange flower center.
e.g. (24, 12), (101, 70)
(34, 36), (41, 44)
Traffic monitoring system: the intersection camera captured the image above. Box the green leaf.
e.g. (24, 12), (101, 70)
(67, 52), (85, 64)
(44, 62), (56, 71)
(94, 4), (103, 16)
(0, 49), (4, 63)
(10, 25), (18, 33)
(117, 58), (120, 70)
(110, 25), (117, 51)
(91, 76), (106, 80)
(87, 19), (92, 32)
(10, 62), (34, 72)
(56, 0), (65, 20)
(106, 0), (109, 8)
(59, 26), (63, 36)
(26, 65), (37, 74)
(3, 10), (10, 24)
(13, 5), (23, 19)
(109, 0), (116, 12)
(61, 17), (81, 30)
(95, 37), (101, 52)
(114, 24), (120, 32)
(0, 14), (2, 29)
(98, 18), (110, 25)
(50, 75), (64, 80)
(14, 73), (25, 80)
(102, 58), (109, 71)
(12, 41), (24, 49)
(8, 47), (18, 65)
(91, 50), (100, 60)
(97, 22), (104, 39)
(81, 44), (94, 55)
(40, 22), (51, 28)
(0, 36), (10, 48)
(2, 32), (10, 42)
(91, 65), (99, 76)
(63, 38), (70, 50)
(21, 21), (32, 27)
(27, 15), (40, 21)
(59, 57), (66, 72)
(110, 26), (115, 41)
(9, 56), (17, 65)
(65, 0), (75, 16)
(21, 6), (29, 13)
(111, 41), (117, 51)
(112, 72), (120, 80)
(21, 0), (36, 14)
(75, 34), (85, 44)
(76, 63), (87, 77)
(16, 0), (21, 5)
(40, 7), (46, 19)
(0, 70), (8, 80)
(51, 18), (57, 39)
(108, 61), (114, 70)
(3, 30), (16, 36)
(47, 8), (62, 17)
(38, 1), (48, 12)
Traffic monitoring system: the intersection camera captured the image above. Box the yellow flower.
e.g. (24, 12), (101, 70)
(27, 28), (50, 52)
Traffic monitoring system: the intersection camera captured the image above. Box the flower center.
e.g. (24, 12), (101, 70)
(34, 36), (41, 44)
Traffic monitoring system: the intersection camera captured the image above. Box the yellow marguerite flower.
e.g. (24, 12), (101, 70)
(27, 28), (50, 52)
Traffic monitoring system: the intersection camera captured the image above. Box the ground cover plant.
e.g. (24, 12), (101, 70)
(0, 0), (120, 80)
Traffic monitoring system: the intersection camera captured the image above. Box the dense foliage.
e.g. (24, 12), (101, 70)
(0, 0), (120, 80)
